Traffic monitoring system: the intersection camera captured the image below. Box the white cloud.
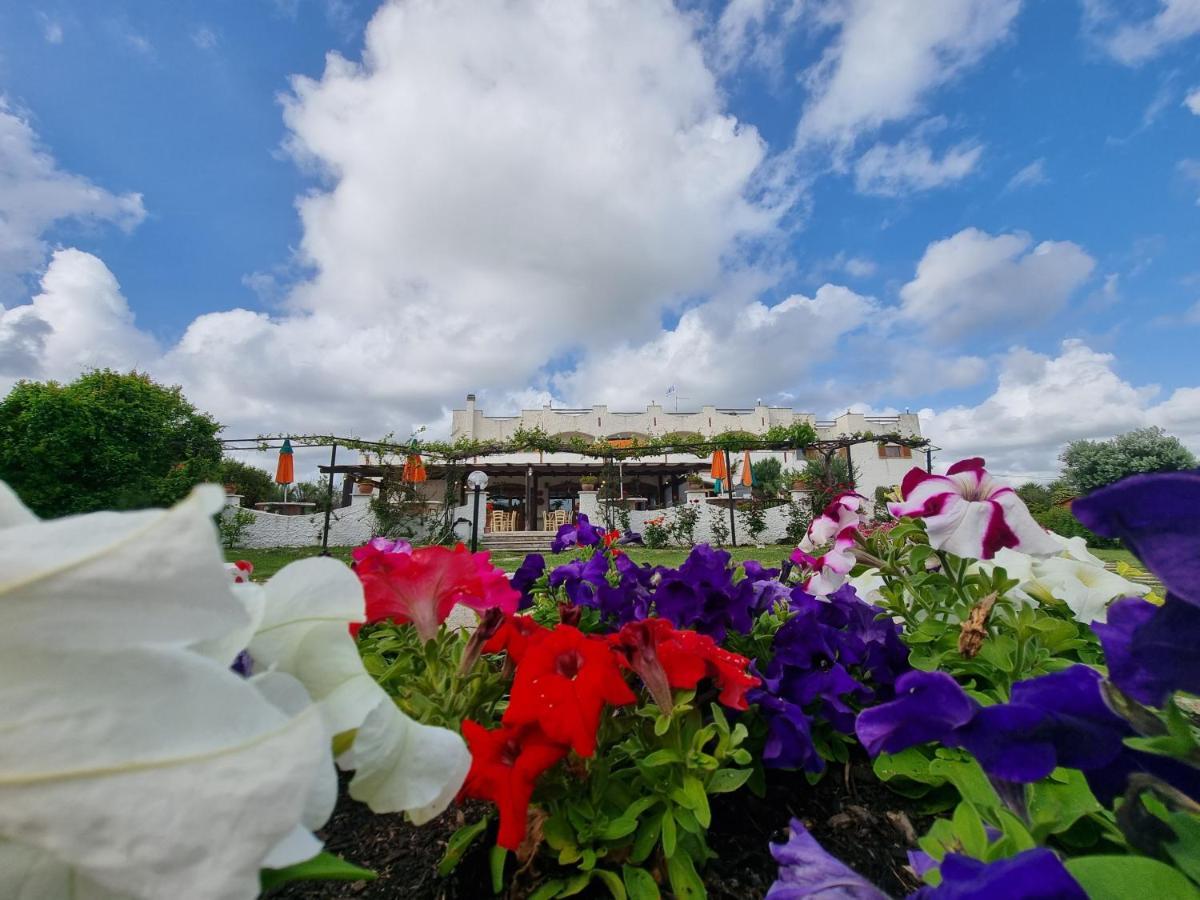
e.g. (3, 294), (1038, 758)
(41, 16), (64, 44)
(854, 135), (982, 196)
(192, 26), (218, 50)
(796, 0), (1020, 145)
(552, 285), (878, 409)
(0, 249), (158, 391)
(710, 0), (807, 75)
(1086, 0), (1200, 65)
(1179, 158), (1200, 203)
(923, 340), (1200, 481)
(899, 228), (1095, 339)
(843, 256), (877, 279)
(0, 0), (772, 439)
(1004, 158), (1048, 191)
(0, 102), (145, 302)
(1186, 86), (1200, 114)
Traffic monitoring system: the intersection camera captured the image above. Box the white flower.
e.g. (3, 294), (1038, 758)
(973, 543), (1147, 624)
(0, 484), (334, 900)
(241, 557), (471, 822)
(848, 568), (886, 605)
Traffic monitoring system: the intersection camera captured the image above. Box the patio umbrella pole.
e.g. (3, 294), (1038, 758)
(321, 442), (337, 555)
(724, 448), (737, 547)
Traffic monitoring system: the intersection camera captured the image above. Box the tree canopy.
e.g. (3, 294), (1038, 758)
(1059, 427), (1197, 495)
(0, 370), (223, 517)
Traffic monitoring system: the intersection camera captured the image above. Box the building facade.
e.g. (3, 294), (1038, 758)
(413, 396), (926, 532)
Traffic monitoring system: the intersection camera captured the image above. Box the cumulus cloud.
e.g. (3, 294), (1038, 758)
(551, 285), (878, 409)
(0, 103), (145, 301)
(1085, 0), (1200, 65)
(1187, 86), (1200, 114)
(0, 249), (158, 393)
(853, 135), (982, 196)
(922, 339), (1200, 481)
(796, 0), (1020, 145)
(1179, 158), (1200, 203)
(899, 228), (1095, 339)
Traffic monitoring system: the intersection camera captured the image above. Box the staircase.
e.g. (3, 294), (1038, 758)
(480, 531), (558, 555)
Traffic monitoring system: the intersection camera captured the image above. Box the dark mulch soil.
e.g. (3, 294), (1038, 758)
(270, 755), (927, 900)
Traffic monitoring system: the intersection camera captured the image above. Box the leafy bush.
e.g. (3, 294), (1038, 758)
(1060, 426), (1197, 494)
(750, 456), (784, 496)
(708, 506), (730, 547)
(671, 504), (700, 546)
(643, 515), (670, 549)
(0, 369), (222, 516)
(740, 498), (768, 544)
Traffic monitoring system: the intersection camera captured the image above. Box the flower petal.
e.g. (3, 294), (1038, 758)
(0, 646), (331, 900)
(0, 482), (37, 528)
(0, 485), (247, 652)
(343, 697), (471, 822)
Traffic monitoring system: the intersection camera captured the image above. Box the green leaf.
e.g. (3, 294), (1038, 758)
(682, 776), (711, 828)
(437, 816), (491, 876)
(529, 879), (568, 900)
(597, 817), (639, 841)
(642, 749), (681, 767)
(873, 748), (944, 786)
(662, 809), (677, 857)
(666, 852), (706, 900)
(489, 845), (507, 895)
(654, 714), (672, 737)
(592, 868), (628, 900)
(1164, 811), (1200, 884)
(707, 767), (752, 794)
(260, 851), (376, 891)
(623, 865), (662, 900)
(631, 813), (662, 864)
(1066, 856), (1200, 899)
(952, 802), (988, 858)
(1027, 769), (1101, 841)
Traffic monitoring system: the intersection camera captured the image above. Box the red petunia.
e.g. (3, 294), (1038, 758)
(459, 721), (567, 850)
(504, 625), (636, 757)
(611, 618), (759, 711)
(482, 614), (551, 664)
(352, 542), (519, 640)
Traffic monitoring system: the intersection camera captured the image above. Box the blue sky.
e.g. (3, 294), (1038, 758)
(0, 0), (1198, 479)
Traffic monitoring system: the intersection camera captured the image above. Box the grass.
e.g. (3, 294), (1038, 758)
(225, 543), (796, 578)
(1089, 547), (1141, 567)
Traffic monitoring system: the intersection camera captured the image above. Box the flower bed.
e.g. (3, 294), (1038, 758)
(3, 462), (1197, 899)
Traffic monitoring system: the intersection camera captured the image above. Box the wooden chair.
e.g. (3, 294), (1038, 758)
(544, 508), (569, 531)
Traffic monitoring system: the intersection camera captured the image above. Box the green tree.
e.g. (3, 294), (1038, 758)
(751, 457), (784, 496)
(801, 455), (858, 514)
(1015, 481), (1053, 514)
(218, 458), (278, 508)
(1060, 427), (1197, 494)
(0, 370), (222, 517)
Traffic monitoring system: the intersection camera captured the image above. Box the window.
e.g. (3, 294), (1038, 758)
(877, 443), (912, 459)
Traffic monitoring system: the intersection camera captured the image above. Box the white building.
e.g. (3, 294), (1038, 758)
(387, 396), (926, 532)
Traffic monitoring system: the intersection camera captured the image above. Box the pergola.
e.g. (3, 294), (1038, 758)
(221, 431), (935, 550)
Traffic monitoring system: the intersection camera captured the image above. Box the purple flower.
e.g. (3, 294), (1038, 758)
(753, 693), (823, 773)
(911, 849), (1085, 899)
(651, 544), (754, 641)
(1093, 595), (1200, 706)
(231, 650), (254, 677)
(510, 553), (546, 611)
(616, 530), (643, 546)
(548, 553), (609, 608)
(855, 671), (978, 757)
(766, 818), (888, 899)
(1071, 470), (1200, 606)
(767, 821), (1085, 900)
(549, 513), (603, 554)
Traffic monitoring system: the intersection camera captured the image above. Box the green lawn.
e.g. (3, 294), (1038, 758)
(227, 543), (1150, 582)
(226, 543), (795, 578)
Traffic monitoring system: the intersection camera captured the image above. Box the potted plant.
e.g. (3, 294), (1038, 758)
(357, 480), (375, 495)
(580, 476), (598, 491)
(686, 474), (705, 490)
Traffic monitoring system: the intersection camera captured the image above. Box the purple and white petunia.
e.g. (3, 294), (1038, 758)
(887, 458), (1060, 560)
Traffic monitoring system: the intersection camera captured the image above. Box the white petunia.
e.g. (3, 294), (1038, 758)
(246, 557), (472, 821)
(0, 484), (336, 900)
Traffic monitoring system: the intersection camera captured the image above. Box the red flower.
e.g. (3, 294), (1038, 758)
(482, 614), (551, 664)
(504, 625), (636, 757)
(353, 543), (520, 640)
(460, 721), (567, 851)
(611, 618), (759, 711)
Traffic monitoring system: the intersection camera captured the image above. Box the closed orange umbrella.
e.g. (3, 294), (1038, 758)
(710, 449), (727, 493)
(741, 450), (754, 487)
(402, 453), (427, 483)
(275, 438), (295, 500)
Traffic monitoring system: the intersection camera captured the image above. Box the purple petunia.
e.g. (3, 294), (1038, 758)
(549, 513), (603, 554)
(1071, 469), (1200, 607)
(767, 820), (1084, 899)
(548, 553), (609, 608)
(752, 584), (910, 772)
(1093, 595), (1200, 706)
(510, 553), (546, 611)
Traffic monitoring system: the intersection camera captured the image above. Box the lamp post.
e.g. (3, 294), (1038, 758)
(467, 470), (488, 552)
